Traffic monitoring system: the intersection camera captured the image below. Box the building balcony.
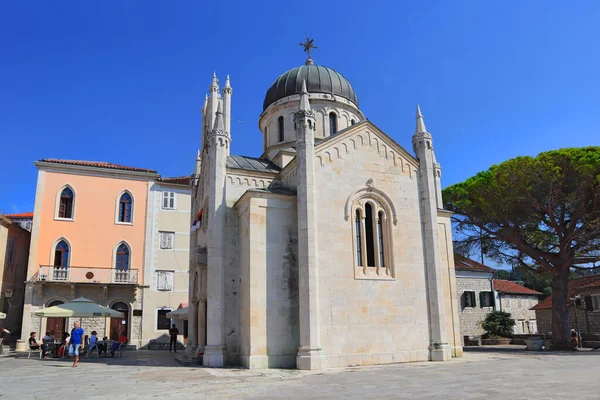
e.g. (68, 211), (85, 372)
(32, 265), (139, 285)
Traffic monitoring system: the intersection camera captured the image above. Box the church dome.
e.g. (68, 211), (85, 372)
(263, 64), (359, 111)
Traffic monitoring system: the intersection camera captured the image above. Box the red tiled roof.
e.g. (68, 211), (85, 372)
(531, 274), (600, 310)
(3, 212), (33, 219)
(157, 176), (191, 185)
(493, 279), (542, 295)
(40, 159), (158, 174)
(454, 255), (496, 273)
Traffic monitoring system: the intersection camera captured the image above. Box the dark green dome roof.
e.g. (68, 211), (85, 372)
(263, 64), (359, 111)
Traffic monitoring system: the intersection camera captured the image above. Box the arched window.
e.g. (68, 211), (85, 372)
(350, 119), (355, 126)
(355, 210), (362, 266)
(329, 113), (337, 136)
(58, 187), (74, 219)
(118, 192), (133, 223)
(115, 243), (130, 283)
(278, 116), (284, 142)
(53, 240), (70, 280)
(116, 243), (129, 271)
(352, 197), (393, 278)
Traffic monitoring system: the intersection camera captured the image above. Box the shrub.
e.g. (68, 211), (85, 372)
(480, 311), (515, 338)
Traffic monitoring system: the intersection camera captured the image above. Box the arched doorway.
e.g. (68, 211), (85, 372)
(110, 301), (130, 341)
(46, 300), (66, 340)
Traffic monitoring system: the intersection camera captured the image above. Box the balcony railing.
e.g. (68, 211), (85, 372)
(33, 265), (138, 285)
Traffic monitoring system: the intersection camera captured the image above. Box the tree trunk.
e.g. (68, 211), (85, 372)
(551, 268), (570, 350)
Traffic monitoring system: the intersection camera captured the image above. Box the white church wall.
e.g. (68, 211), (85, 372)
(235, 192), (299, 368)
(314, 127), (433, 368)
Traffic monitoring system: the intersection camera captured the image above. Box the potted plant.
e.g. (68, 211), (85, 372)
(479, 311), (515, 345)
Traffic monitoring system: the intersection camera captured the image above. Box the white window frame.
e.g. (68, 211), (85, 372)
(156, 270), (174, 291)
(159, 231), (175, 250)
(54, 184), (76, 221)
(162, 191), (176, 210)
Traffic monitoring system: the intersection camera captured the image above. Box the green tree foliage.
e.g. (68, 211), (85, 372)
(444, 147), (600, 349)
(480, 311), (516, 338)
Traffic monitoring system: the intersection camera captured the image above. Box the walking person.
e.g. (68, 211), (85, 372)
(69, 321), (84, 367)
(169, 324), (179, 352)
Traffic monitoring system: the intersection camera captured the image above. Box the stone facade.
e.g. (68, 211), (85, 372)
(455, 272), (495, 339)
(535, 285), (600, 336)
(188, 60), (462, 370)
(0, 216), (30, 342)
(498, 294), (539, 334)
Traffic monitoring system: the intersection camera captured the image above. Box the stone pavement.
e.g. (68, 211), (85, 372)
(1, 347), (599, 399)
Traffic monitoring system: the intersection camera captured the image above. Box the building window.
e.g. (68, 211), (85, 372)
(118, 192), (133, 223)
(58, 187), (74, 219)
(480, 291), (495, 308)
(157, 270), (174, 291)
(588, 295), (600, 311)
(157, 309), (171, 330)
(162, 191), (176, 210)
(355, 210), (362, 267)
(352, 198), (392, 277)
(329, 112), (337, 136)
(463, 291), (476, 308)
(53, 240), (69, 281)
(25, 221), (32, 230)
(160, 231), (174, 250)
(278, 116), (284, 142)
(350, 119), (355, 126)
(6, 239), (15, 265)
(115, 243), (130, 271)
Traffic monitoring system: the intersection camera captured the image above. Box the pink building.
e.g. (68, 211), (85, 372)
(17, 159), (160, 350)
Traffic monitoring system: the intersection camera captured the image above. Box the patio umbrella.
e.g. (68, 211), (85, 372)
(166, 307), (188, 320)
(32, 297), (124, 318)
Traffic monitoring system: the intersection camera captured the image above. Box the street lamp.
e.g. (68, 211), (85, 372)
(3, 291), (12, 300)
(570, 294), (582, 348)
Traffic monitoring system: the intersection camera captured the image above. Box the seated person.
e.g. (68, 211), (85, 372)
(42, 331), (55, 357)
(111, 333), (128, 357)
(89, 331), (98, 350)
(28, 332), (47, 357)
(98, 336), (108, 357)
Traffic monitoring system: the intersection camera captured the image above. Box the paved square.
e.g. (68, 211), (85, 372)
(1, 347), (599, 399)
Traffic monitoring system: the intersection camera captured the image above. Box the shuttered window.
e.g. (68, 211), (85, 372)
(463, 291), (476, 308)
(156, 270), (174, 291)
(480, 291), (495, 308)
(159, 232), (174, 250)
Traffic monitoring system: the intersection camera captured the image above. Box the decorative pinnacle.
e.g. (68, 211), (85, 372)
(415, 104), (427, 134)
(209, 72), (219, 91)
(299, 80), (310, 111)
(224, 74), (231, 88)
(212, 102), (225, 132)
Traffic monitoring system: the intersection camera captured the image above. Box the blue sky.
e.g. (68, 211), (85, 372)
(1, 1), (599, 214)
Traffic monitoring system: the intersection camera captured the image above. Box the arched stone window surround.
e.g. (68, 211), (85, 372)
(54, 184), (76, 221)
(50, 236), (72, 266)
(112, 241), (132, 282)
(115, 189), (134, 225)
(328, 111), (338, 136)
(345, 187), (396, 280)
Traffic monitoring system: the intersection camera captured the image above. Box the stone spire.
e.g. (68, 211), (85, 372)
(411, 104), (451, 362)
(212, 102), (225, 133)
(209, 72), (219, 92)
(299, 80), (310, 111)
(222, 75), (232, 139)
(415, 104), (427, 134)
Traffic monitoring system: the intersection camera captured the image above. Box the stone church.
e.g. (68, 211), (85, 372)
(188, 45), (463, 370)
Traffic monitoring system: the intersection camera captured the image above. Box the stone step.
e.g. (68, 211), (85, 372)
(174, 353), (202, 366)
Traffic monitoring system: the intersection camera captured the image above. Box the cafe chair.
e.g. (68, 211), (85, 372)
(28, 346), (43, 359)
(86, 344), (100, 358)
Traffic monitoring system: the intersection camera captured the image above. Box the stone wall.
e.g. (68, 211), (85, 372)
(236, 192), (299, 368)
(313, 126), (449, 368)
(499, 294), (539, 334)
(536, 303), (600, 336)
(456, 276), (494, 339)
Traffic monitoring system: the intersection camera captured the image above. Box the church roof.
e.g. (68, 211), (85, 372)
(263, 64), (358, 111)
(227, 155), (280, 174)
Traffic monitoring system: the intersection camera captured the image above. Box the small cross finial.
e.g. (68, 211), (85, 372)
(299, 36), (317, 63)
